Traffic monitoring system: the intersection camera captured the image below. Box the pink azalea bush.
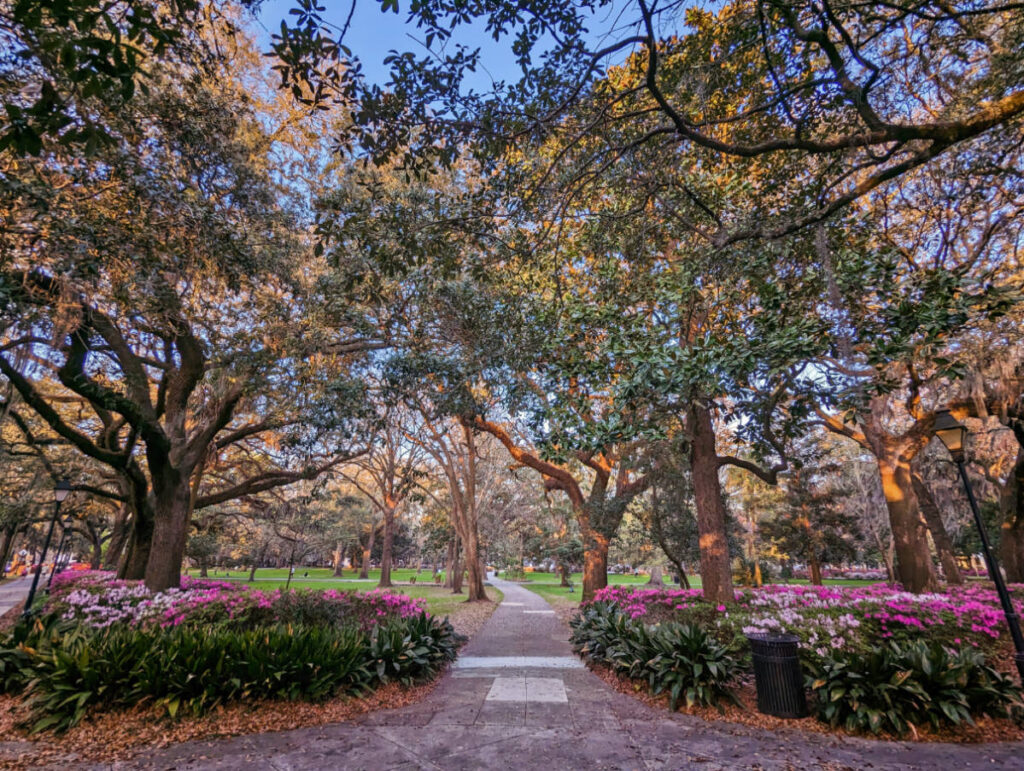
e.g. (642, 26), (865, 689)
(589, 582), (1024, 658)
(45, 570), (427, 631)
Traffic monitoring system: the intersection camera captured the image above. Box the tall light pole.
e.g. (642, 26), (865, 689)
(22, 479), (72, 617)
(46, 514), (74, 590)
(934, 410), (1024, 682)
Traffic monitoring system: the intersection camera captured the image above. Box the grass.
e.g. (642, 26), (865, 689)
(399, 585), (503, 618)
(191, 567), (432, 582)
(188, 566), (880, 614)
(185, 566), (500, 617)
(511, 570), (881, 608)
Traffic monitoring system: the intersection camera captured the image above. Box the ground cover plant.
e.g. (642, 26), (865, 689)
(569, 605), (741, 710)
(805, 641), (1019, 736)
(573, 582), (1024, 736)
(4, 572), (463, 733)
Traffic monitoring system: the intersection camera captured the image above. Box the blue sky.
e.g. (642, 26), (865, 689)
(253, 0), (661, 91)
(255, 0), (531, 89)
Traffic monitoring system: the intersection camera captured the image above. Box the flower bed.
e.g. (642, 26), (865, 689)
(46, 570), (425, 631)
(3, 571), (460, 734)
(575, 582), (1024, 736)
(591, 582), (1024, 658)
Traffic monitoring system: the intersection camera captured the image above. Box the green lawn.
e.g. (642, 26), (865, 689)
(510, 570), (880, 607)
(187, 566), (497, 616)
(190, 567), (433, 583)
(188, 566), (879, 614)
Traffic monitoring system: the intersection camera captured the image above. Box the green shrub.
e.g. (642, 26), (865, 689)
(9, 612), (463, 734)
(0, 615), (87, 695)
(366, 613), (462, 686)
(21, 624), (370, 733)
(806, 640), (1021, 735)
(570, 604), (740, 709)
(641, 622), (741, 710)
(569, 603), (634, 665)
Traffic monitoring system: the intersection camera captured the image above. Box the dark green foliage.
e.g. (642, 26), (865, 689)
(3, 613), (462, 734)
(366, 613), (463, 686)
(641, 622), (742, 711)
(806, 640), (1021, 736)
(21, 624), (370, 733)
(570, 604), (740, 710)
(0, 615), (86, 695)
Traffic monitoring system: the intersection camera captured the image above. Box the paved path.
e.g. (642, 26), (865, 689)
(0, 576), (33, 616)
(116, 577), (1024, 770)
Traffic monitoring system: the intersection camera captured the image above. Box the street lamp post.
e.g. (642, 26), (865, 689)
(46, 515), (74, 590)
(933, 410), (1024, 682)
(22, 479), (72, 617)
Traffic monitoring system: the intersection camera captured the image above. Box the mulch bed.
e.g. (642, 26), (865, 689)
(447, 592), (502, 638)
(588, 661), (1024, 744)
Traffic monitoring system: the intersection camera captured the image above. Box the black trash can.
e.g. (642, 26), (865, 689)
(746, 633), (808, 718)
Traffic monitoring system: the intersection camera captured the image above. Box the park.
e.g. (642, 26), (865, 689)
(1, 0), (1024, 768)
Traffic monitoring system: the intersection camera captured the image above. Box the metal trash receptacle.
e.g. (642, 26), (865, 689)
(746, 633), (808, 718)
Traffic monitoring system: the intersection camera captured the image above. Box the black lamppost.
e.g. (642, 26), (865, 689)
(933, 409), (1024, 682)
(46, 514), (74, 590)
(22, 479), (72, 617)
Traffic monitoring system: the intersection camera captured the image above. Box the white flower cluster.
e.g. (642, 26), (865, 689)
(742, 609), (861, 651)
(61, 585), (182, 628)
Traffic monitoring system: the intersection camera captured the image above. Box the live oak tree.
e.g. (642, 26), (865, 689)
(0, 22), (372, 590)
(278, 0), (1024, 246)
(954, 324), (1024, 581)
(408, 409), (499, 602)
(0, 0), (259, 155)
(339, 405), (424, 588)
(759, 434), (860, 585)
(808, 144), (1021, 591)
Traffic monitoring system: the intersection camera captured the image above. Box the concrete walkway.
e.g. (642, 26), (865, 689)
(117, 577), (1024, 770)
(0, 576), (33, 616)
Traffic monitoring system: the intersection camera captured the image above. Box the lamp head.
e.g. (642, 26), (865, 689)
(54, 479), (72, 503)
(933, 410), (967, 461)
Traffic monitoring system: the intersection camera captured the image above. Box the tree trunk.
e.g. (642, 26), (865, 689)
(143, 477), (192, 591)
(912, 468), (963, 585)
(378, 505), (396, 588)
(199, 557), (209, 578)
(559, 560), (571, 587)
(647, 564), (664, 586)
(451, 539), (464, 594)
(332, 541), (345, 577)
(666, 555), (691, 589)
(459, 517), (487, 600)
(688, 403), (734, 604)
(88, 534), (102, 570)
(871, 530), (897, 583)
(808, 554), (823, 585)
(103, 505), (130, 570)
(120, 473), (155, 580)
(581, 527), (609, 601)
(877, 455), (937, 593)
(999, 445), (1024, 583)
(359, 523), (375, 580)
(444, 538), (456, 588)
(349, 543), (361, 572)
(0, 527), (16, 577)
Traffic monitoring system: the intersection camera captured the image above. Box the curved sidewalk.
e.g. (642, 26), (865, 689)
(118, 576), (1024, 770)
